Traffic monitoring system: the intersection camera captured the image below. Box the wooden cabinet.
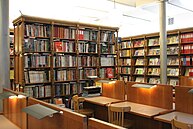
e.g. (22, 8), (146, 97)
(13, 15), (118, 101)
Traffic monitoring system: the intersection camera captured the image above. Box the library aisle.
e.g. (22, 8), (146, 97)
(0, 115), (20, 129)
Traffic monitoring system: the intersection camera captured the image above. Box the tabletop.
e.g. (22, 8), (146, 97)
(84, 96), (122, 106)
(110, 101), (169, 118)
(154, 111), (193, 124)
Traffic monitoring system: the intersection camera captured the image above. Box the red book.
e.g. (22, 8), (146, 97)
(189, 68), (193, 76)
(186, 56), (190, 66)
(181, 45), (184, 54)
(54, 41), (63, 52)
(191, 45), (193, 54)
(106, 68), (114, 78)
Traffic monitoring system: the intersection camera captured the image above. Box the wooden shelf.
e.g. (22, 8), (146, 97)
(13, 15), (118, 99)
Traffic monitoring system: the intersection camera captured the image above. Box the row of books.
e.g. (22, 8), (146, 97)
(24, 38), (50, 52)
(121, 67), (131, 74)
(148, 48), (160, 55)
(133, 40), (145, 47)
(78, 29), (98, 41)
(55, 83), (78, 96)
(167, 68), (179, 76)
(133, 68), (179, 76)
(167, 35), (179, 44)
(121, 41), (131, 49)
(134, 49), (144, 56)
(136, 59), (145, 65)
(54, 41), (75, 52)
(54, 26), (76, 39)
(24, 85), (51, 98)
(78, 56), (97, 67)
(101, 56), (115, 66)
(148, 38), (159, 46)
(54, 69), (76, 81)
(149, 78), (160, 84)
(168, 57), (179, 65)
(181, 56), (193, 66)
(120, 58), (131, 66)
(181, 33), (193, 43)
(100, 31), (115, 42)
(24, 54), (50, 68)
(181, 45), (193, 54)
(149, 58), (160, 65)
(133, 77), (179, 86)
(185, 68), (193, 76)
(100, 68), (115, 78)
(120, 50), (131, 57)
(53, 55), (76, 67)
(148, 68), (160, 75)
(134, 68), (144, 75)
(119, 76), (131, 82)
(10, 59), (14, 67)
(25, 24), (50, 37)
(25, 70), (50, 83)
(100, 43), (115, 54)
(121, 35), (178, 48)
(79, 68), (97, 79)
(167, 46), (179, 55)
(78, 41), (97, 53)
(120, 57), (179, 66)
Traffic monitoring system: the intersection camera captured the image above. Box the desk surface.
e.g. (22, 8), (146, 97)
(84, 96), (121, 106)
(154, 111), (193, 124)
(110, 101), (168, 118)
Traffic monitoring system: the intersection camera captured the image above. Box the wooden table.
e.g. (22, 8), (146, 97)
(84, 96), (122, 106)
(84, 96), (122, 121)
(154, 111), (193, 124)
(110, 101), (171, 129)
(110, 101), (169, 118)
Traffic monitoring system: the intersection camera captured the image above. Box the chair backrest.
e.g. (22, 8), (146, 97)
(108, 104), (131, 127)
(171, 116), (192, 129)
(72, 95), (85, 111)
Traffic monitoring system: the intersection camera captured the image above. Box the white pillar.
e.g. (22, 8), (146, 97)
(159, 0), (167, 84)
(0, 0), (10, 112)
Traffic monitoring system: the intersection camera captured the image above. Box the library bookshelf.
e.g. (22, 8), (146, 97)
(13, 15), (118, 102)
(9, 29), (15, 89)
(119, 27), (193, 86)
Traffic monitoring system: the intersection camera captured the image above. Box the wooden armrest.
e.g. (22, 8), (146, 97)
(106, 100), (127, 106)
(78, 97), (85, 102)
(158, 109), (175, 115)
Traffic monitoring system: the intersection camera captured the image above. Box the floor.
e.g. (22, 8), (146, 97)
(0, 115), (20, 129)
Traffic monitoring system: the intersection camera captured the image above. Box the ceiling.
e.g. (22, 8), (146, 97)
(9, 0), (193, 37)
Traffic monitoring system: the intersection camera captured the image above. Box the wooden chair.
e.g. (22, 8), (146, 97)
(108, 104), (134, 129)
(72, 95), (94, 117)
(171, 116), (192, 129)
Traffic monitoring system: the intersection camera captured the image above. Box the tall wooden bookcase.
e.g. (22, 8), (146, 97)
(13, 15), (118, 102)
(9, 29), (15, 89)
(119, 27), (193, 86)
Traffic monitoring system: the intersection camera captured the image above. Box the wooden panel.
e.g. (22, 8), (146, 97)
(102, 80), (125, 100)
(27, 97), (87, 129)
(84, 101), (108, 121)
(175, 86), (193, 114)
(125, 82), (173, 109)
(179, 76), (193, 86)
(14, 25), (19, 84)
(18, 55), (23, 85)
(3, 88), (27, 129)
(88, 118), (126, 129)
